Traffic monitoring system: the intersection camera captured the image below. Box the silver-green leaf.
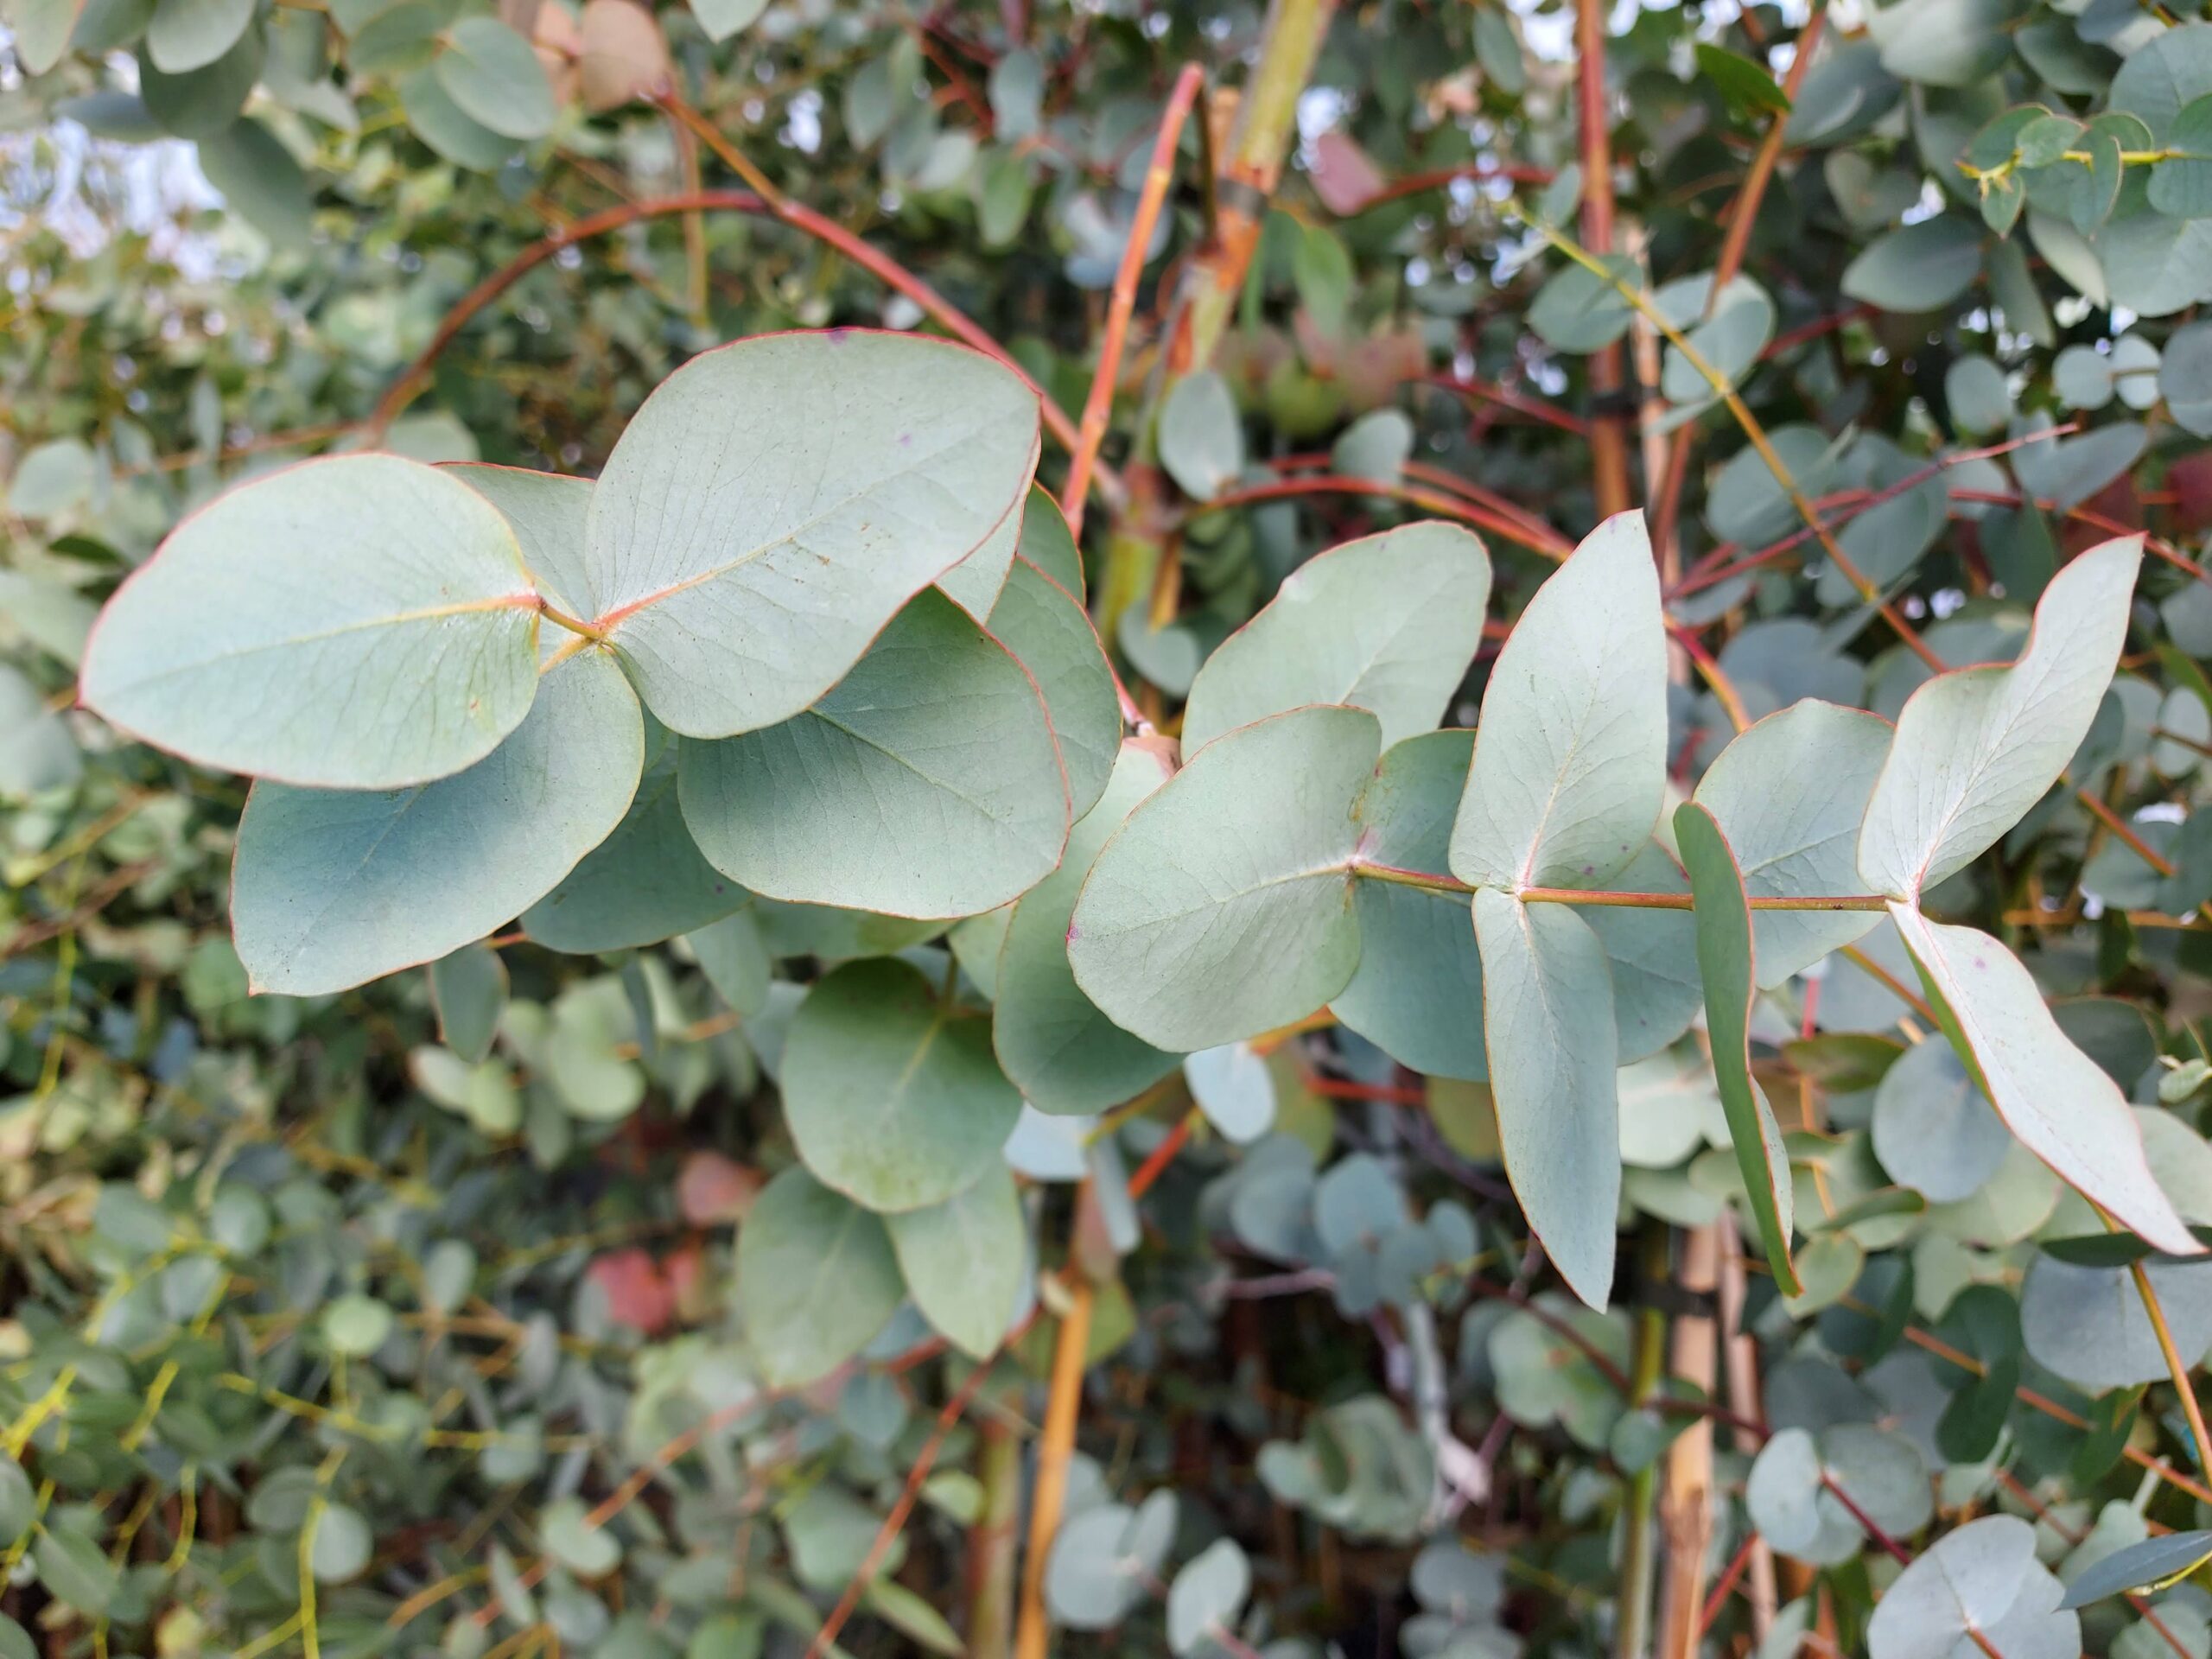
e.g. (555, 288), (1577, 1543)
(1179, 521), (1491, 755)
(582, 331), (1039, 739)
(677, 590), (1070, 918)
(1070, 705), (1379, 1052)
(1450, 512), (1666, 893)
(82, 454), (542, 789)
(232, 648), (644, 995)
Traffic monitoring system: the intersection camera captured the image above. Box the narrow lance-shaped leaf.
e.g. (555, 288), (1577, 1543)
(232, 648), (645, 996)
(1179, 521), (1492, 755)
(1859, 537), (2140, 899)
(1890, 903), (2197, 1255)
(2057, 1531), (2212, 1609)
(582, 331), (1040, 739)
(81, 454), (543, 789)
(1473, 888), (1620, 1309)
(1451, 512), (1666, 893)
(1675, 802), (1800, 1294)
(1069, 705), (1380, 1052)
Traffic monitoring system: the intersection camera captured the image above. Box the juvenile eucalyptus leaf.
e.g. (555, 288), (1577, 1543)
(678, 590), (1070, 919)
(1069, 705), (1379, 1052)
(583, 332), (1040, 738)
(1579, 843), (1702, 1064)
(232, 649), (644, 995)
(983, 553), (1121, 823)
(934, 437), (1034, 621)
(1675, 802), (1799, 1293)
(0, 664), (79, 800)
(429, 944), (508, 1065)
(1179, 521), (1491, 755)
(2020, 1251), (2212, 1390)
(1695, 701), (1890, 984)
(1473, 889), (1619, 1309)
(1870, 1038), (2010, 1202)
(1158, 371), (1245, 502)
(1841, 215), (1984, 311)
(147, 0), (253, 73)
(1868, 1516), (2072, 1659)
(524, 734), (747, 950)
(1332, 731), (1488, 1080)
(781, 957), (1021, 1212)
(1166, 1539), (1251, 1656)
(1859, 537), (2140, 899)
(1890, 904), (2198, 1255)
(444, 462), (595, 616)
(884, 1163), (1023, 1357)
(737, 1167), (902, 1386)
(1016, 484), (1084, 600)
(435, 16), (556, 140)
(995, 741), (1183, 1114)
(81, 454), (542, 789)
(1450, 512), (1665, 893)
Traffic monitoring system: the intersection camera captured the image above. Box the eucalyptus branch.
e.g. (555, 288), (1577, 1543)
(1350, 861), (1891, 912)
(2126, 1256), (2212, 1475)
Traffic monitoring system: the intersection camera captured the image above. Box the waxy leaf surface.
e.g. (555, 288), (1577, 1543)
(1179, 521), (1491, 755)
(780, 957), (1022, 1212)
(83, 454), (540, 789)
(1451, 512), (1666, 893)
(584, 332), (1039, 738)
(1891, 902), (2196, 1254)
(1070, 706), (1378, 1052)
(1859, 538), (2140, 898)
(233, 649), (644, 995)
(678, 591), (1069, 919)
(1473, 888), (1620, 1308)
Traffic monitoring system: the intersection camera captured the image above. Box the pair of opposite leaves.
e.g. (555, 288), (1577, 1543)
(77, 331), (1122, 994)
(1058, 514), (2197, 1307)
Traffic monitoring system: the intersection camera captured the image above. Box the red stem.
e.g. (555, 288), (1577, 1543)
(1064, 64), (1205, 540)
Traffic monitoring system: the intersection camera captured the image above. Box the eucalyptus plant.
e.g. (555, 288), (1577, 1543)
(8, 1), (2212, 1658)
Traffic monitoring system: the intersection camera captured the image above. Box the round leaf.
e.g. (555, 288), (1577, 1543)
(781, 957), (1022, 1212)
(81, 454), (542, 789)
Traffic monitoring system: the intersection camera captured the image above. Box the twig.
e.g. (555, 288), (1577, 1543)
(2129, 1258), (2212, 1474)
(1194, 474), (1573, 558)
(1649, 6), (1827, 557)
(807, 1363), (996, 1658)
(1064, 65), (1205, 539)
(1573, 0), (1632, 517)
(1535, 221), (1944, 673)
(1014, 1270), (1096, 1659)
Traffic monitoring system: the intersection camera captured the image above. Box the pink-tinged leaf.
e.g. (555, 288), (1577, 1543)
(588, 1247), (676, 1334)
(678, 1151), (762, 1225)
(1310, 130), (1387, 216)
